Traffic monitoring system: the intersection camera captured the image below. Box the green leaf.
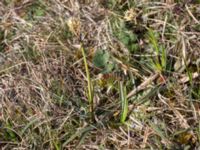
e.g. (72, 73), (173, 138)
(120, 82), (128, 123)
(129, 32), (137, 42)
(120, 35), (129, 45)
(93, 49), (110, 68)
(102, 63), (115, 74)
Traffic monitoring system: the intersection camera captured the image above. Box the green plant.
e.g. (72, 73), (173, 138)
(147, 29), (167, 72)
(93, 49), (116, 74)
(111, 17), (139, 53)
(119, 81), (128, 123)
(81, 46), (94, 122)
(4, 120), (18, 142)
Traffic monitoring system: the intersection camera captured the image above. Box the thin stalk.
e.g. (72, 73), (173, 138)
(81, 46), (94, 122)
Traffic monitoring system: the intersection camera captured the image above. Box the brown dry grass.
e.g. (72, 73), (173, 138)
(0, 0), (199, 149)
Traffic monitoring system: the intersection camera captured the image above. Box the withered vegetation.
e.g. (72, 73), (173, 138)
(0, 0), (199, 149)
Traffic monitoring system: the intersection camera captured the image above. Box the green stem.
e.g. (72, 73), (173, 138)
(81, 46), (94, 122)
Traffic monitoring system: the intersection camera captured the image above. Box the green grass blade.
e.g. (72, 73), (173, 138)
(161, 45), (167, 70)
(21, 117), (39, 135)
(119, 81), (128, 123)
(62, 126), (94, 147)
(81, 46), (94, 121)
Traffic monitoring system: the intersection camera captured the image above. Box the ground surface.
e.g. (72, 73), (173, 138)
(0, 0), (200, 149)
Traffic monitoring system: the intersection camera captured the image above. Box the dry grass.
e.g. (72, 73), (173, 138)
(0, 0), (199, 149)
